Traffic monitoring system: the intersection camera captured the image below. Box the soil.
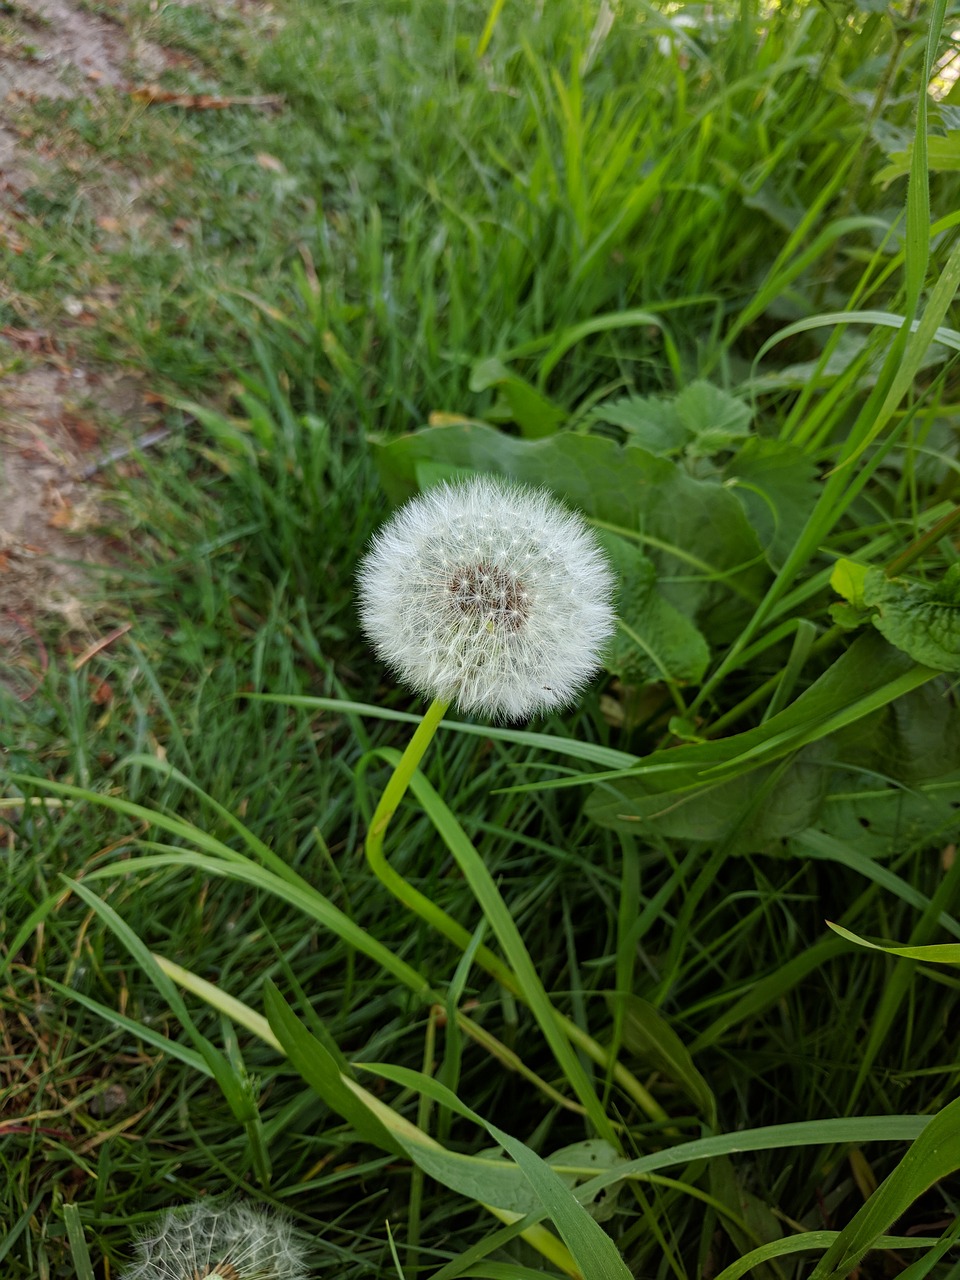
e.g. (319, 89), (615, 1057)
(0, 0), (174, 691)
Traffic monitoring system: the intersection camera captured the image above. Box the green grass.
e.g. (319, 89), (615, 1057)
(3, 0), (960, 1276)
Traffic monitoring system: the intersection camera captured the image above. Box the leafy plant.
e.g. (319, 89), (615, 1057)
(5, 0), (960, 1275)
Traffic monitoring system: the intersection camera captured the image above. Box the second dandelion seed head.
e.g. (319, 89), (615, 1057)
(119, 1201), (309, 1280)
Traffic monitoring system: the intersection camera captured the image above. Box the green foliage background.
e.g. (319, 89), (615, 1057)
(2, 0), (960, 1276)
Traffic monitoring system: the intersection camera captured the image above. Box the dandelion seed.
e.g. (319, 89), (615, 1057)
(357, 475), (616, 720)
(118, 1201), (310, 1280)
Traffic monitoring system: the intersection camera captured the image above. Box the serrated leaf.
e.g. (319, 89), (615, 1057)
(861, 564), (960, 671)
(830, 600), (872, 630)
(675, 380), (752, 453)
(592, 381), (752, 458)
(600, 534), (710, 685)
(371, 422), (767, 628)
(590, 394), (690, 455)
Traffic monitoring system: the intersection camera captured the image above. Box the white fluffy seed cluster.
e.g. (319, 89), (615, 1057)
(119, 1201), (309, 1280)
(357, 475), (616, 721)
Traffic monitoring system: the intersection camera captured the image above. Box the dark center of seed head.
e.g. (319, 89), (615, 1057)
(193, 1263), (240, 1280)
(447, 563), (528, 631)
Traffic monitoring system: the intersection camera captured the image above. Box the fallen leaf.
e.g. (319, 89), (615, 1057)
(48, 504), (75, 529)
(96, 215), (122, 233)
(1, 328), (57, 354)
(63, 413), (100, 451)
(89, 677), (113, 706)
(255, 152), (285, 173)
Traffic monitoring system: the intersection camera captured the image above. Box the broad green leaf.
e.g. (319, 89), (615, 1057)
(862, 564), (960, 672)
(611, 994), (716, 1124)
(600, 534), (710, 685)
(833, 563), (960, 671)
(615, 593), (711, 687)
(812, 784), (960, 862)
(674, 380), (752, 455)
(587, 745), (831, 850)
(581, 634), (933, 824)
(831, 558), (870, 609)
(831, 678), (960, 785)
(827, 922), (960, 964)
(726, 438), (819, 569)
(591, 394), (689, 455)
(590, 381), (752, 459)
(373, 421), (667, 523)
(371, 421), (767, 623)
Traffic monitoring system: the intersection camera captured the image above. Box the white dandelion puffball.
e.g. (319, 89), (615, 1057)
(358, 475), (616, 721)
(119, 1200), (309, 1280)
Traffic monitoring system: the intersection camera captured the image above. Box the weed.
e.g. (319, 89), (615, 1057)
(3, 0), (960, 1276)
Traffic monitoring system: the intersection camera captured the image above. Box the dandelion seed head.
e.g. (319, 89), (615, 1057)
(357, 475), (616, 720)
(119, 1201), (309, 1280)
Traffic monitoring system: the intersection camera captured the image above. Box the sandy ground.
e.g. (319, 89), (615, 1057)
(0, 0), (174, 691)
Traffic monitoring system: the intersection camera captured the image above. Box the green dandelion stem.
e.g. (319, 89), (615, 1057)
(364, 697), (667, 1126)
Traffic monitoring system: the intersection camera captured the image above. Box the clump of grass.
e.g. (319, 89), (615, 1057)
(3, 0), (960, 1276)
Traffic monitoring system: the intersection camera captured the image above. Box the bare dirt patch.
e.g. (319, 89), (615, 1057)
(0, 0), (169, 662)
(0, 333), (158, 650)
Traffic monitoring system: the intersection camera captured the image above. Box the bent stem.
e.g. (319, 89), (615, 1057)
(364, 697), (668, 1126)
